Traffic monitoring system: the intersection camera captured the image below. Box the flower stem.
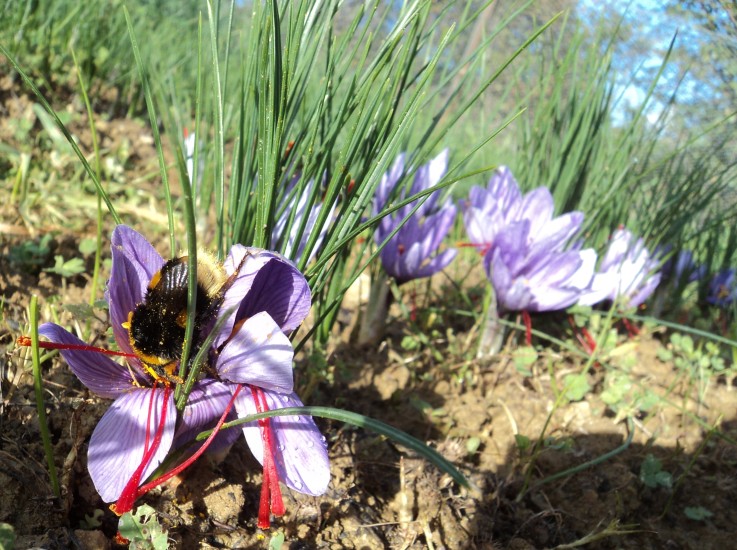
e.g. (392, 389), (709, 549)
(356, 269), (392, 346)
(477, 285), (504, 357)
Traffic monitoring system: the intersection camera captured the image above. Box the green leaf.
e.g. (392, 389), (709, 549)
(513, 346), (538, 375)
(118, 505), (168, 550)
(515, 434), (531, 452)
(639, 454), (672, 489)
(563, 373), (591, 402)
(683, 506), (713, 521)
(0, 522), (15, 550)
(44, 255), (85, 278)
(208, 405), (469, 488)
(401, 335), (420, 351)
(78, 238), (97, 256)
(601, 372), (633, 407)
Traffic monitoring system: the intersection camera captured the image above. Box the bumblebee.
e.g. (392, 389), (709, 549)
(123, 252), (228, 385)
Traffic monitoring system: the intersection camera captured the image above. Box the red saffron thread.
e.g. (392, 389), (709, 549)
(135, 384), (242, 496)
(17, 336), (136, 358)
(250, 385), (285, 529)
(111, 384), (172, 515)
(522, 310), (532, 346)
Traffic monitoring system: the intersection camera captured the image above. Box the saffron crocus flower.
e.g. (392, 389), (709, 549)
(707, 268), (737, 307)
(37, 225), (330, 526)
(36, 226), (237, 507)
(462, 166), (522, 254)
(462, 169), (584, 261)
(113, 225), (329, 527)
(659, 248), (704, 286)
(579, 228), (662, 309)
(373, 149), (457, 283)
(484, 218), (596, 312)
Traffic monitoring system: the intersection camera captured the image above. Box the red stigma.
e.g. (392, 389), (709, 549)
(522, 310), (532, 346)
(111, 384), (172, 516)
(250, 385), (284, 529)
(16, 336), (137, 359)
(112, 384), (242, 516)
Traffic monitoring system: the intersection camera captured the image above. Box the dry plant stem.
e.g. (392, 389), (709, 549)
(356, 270), (392, 346)
(477, 286), (504, 358)
(552, 519), (641, 549)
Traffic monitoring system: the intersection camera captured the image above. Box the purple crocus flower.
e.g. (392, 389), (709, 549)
(707, 268), (736, 307)
(484, 217), (596, 312)
(37, 225), (330, 524)
(37, 226), (234, 506)
(579, 228), (662, 309)
(659, 248), (704, 286)
(462, 168), (585, 262)
(462, 166), (522, 254)
(373, 149), (457, 283)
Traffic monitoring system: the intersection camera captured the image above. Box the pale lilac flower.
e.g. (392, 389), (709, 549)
(462, 166), (522, 253)
(37, 226), (233, 504)
(484, 218), (596, 312)
(579, 228), (662, 308)
(462, 168), (585, 262)
(374, 149), (457, 283)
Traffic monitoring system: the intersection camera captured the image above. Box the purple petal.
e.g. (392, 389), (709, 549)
(38, 323), (135, 398)
(88, 387), (176, 502)
(412, 248), (457, 279)
(233, 257), (311, 333)
(216, 311), (295, 393)
(518, 187), (554, 232)
(217, 246), (311, 346)
(627, 272), (662, 308)
(173, 379), (240, 455)
(108, 225), (165, 357)
(235, 387), (330, 496)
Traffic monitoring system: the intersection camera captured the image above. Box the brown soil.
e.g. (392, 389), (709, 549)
(2, 75), (737, 550)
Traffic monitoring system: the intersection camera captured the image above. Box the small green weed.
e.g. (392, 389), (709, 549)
(683, 505), (713, 521)
(657, 332), (732, 403)
(9, 234), (52, 271)
(44, 255), (86, 279)
(118, 505), (168, 550)
(639, 454), (672, 489)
